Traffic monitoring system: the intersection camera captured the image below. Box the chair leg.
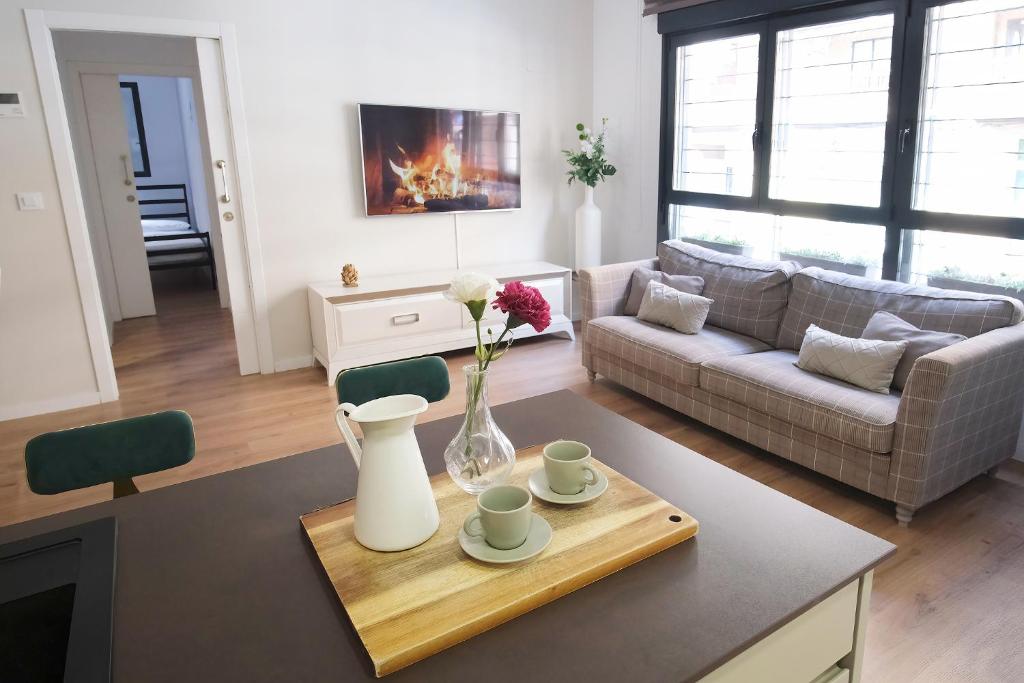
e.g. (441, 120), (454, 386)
(895, 503), (916, 527)
(586, 369), (597, 381)
(113, 477), (140, 498)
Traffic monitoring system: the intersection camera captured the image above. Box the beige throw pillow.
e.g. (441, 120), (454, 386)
(637, 281), (714, 335)
(796, 324), (908, 394)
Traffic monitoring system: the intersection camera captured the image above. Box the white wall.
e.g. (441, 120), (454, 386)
(0, 0), (593, 416)
(592, 0), (662, 265)
(176, 77), (212, 233)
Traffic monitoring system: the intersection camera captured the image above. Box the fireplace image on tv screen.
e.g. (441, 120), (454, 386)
(359, 104), (521, 216)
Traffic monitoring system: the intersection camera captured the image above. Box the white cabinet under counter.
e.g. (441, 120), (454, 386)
(308, 262), (575, 384)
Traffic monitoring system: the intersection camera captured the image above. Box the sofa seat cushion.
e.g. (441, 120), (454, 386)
(700, 349), (901, 453)
(587, 316), (771, 386)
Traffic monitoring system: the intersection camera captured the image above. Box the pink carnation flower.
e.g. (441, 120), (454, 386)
(493, 281), (551, 333)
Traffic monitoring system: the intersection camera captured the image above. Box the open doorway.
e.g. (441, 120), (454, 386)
(119, 75), (222, 309)
(53, 31), (234, 379)
(26, 13), (274, 402)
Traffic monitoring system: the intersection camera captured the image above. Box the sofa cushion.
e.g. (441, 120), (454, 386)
(658, 240), (800, 344)
(587, 316), (770, 386)
(796, 324), (907, 394)
(700, 349), (901, 452)
(776, 267), (1024, 351)
(861, 311), (967, 391)
(623, 267), (704, 316)
(637, 281), (714, 334)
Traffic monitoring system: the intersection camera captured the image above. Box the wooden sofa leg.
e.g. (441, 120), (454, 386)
(895, 504), (916, 528)
(586, 369), (597, 381)
(987, 464), (1001, 477)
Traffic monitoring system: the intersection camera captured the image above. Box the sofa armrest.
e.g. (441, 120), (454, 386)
(578, 258), (658, 372)
(578, 258), (658, 327)
(889, 323), (1024, 508)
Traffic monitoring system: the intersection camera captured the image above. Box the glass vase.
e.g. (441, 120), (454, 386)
(444, 365), (515, 494)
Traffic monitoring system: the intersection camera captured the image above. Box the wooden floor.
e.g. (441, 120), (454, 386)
(3, 281), (1023, 681)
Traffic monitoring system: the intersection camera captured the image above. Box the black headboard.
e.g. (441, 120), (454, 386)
(137, 184), (191, 226)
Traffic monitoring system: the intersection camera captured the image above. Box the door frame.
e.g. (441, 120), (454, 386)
(25, 9), (275, 402)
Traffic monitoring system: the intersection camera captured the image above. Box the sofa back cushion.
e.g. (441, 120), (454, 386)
(776, 267), (1024, 350)
(658, 240), (800, 344)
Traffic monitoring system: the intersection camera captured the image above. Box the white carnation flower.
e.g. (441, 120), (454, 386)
(580, 140), (594, 156)
(445, 272), (498, 305)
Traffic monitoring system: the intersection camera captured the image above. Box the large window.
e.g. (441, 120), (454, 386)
(669, 205), (886, 277)
(769, 14), (894, 206)
(672, 33), (761, 196)
(661, 0), (1024, 286)
(911, 0), (1024, 217)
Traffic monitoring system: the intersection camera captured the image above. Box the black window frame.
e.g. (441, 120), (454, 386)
(119, 81), (151, 178)
(891, 0), (1024, 240)
(658, 0), (1024, 281)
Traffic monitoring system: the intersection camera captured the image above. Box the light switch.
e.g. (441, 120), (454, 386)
(16, 192), (44, 211)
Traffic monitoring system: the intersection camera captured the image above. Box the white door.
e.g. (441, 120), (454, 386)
(80, 72), (155, 318)
(195, 38), (261, 374)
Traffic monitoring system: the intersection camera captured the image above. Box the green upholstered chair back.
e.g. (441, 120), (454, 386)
(335, 356), (450, 407)
(25, 410), (196, 496)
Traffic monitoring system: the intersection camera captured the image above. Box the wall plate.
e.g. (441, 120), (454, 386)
(0, 92), (25, 118)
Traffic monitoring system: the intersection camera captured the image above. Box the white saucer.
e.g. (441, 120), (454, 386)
(458, 513), (552, 564)
(528, 467), (608, 505)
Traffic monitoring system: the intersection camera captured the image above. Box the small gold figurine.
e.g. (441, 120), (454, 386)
(341, 263), (359, 287)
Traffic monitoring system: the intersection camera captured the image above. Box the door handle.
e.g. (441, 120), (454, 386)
(898, 127), (911, 155)
(216, 159), (231, 203)
(391, 313), (421, 326)
(120, 154), (133, 186)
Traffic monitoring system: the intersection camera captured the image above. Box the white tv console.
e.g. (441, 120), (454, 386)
(308, 262), (574, 384)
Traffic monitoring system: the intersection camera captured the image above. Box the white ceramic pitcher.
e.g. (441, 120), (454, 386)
(335, 394), (440, 551)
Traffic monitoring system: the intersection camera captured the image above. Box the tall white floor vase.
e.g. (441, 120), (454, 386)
(574, 185), (602, 270)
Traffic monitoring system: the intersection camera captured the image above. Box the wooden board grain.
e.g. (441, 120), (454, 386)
(300, 444), (699, 677)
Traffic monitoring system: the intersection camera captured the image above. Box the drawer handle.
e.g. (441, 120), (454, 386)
(391, 313), (420, 326)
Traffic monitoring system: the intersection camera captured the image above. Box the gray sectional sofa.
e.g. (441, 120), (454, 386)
(580, 240), (1024, 525)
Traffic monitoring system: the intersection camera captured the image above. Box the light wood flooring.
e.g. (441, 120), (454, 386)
(2, 281), (1023, 681)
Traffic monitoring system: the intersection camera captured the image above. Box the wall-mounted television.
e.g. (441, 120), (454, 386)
(358, 103), (521, 216)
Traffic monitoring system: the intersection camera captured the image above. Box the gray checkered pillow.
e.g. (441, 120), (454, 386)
(623, 267), (704, 316)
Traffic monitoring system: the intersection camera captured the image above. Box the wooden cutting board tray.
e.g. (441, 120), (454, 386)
(300, 444), (699, 677)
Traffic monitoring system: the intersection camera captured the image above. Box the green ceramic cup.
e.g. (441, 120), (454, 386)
(543, 440), (599, 495)
(463, 485), (533, 550)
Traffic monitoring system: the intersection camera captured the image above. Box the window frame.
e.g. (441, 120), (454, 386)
(891, 0), (1024, 241)
(662, 22), (772, 214)
(658, 0), (1024, 281)
(758, 1), (906, 225)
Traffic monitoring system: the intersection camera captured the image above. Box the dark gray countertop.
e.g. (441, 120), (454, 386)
(0, 390), (895, 682)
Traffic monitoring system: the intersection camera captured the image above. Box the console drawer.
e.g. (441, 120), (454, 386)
(334, 292), (461, 345)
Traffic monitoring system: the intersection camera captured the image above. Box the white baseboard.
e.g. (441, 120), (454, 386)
(274, 354), (314, 372)
(0, 391), (103, 422)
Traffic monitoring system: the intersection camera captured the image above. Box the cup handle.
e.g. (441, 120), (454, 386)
(463, 512), (485, 538)
(582, 465), (600, 487)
